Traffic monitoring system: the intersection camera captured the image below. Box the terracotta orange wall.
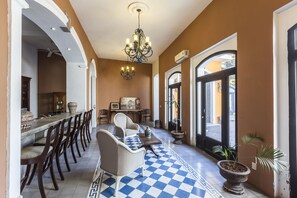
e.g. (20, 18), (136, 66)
(97, 58), (152, 113)
(159, 0), (290, 196)
(54, 0), (99, 109)
(38, 52), (66, 115)
(0, 0), (8, 196)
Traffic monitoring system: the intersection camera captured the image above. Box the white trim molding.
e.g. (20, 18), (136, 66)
(190, 34), (237, 146)
(8, 0), (29, 197)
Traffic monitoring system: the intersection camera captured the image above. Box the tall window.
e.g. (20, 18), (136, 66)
(288, 23), (297, 198)
(195, 51), (237, 157)
(168, 72), (181, 131)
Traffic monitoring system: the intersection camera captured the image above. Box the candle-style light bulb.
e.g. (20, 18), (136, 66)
(132, 67), (135, 71)
(126, 38), (130, 45)
(121, 67), (124, 71)
(133, 34), (138, 42)
(145, 37), (150, 43)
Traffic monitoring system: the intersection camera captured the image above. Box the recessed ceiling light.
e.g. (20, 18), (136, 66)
(67, 48), (71, 51)
(50, 27), (56, 31)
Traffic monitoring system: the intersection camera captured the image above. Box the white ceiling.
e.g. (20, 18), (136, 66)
(70, 0), (213, 63)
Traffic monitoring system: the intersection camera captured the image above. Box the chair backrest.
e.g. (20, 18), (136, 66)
(88, 109), (93, 123)
(142, 109), (150, 115)
(81, 111), (88, 129)
(60, 117), (72, 145)
(70, 113), (82, 138)
(56, 119), (67, 148)
(114, 113), (127, 129)
(99, 109), (108, 116)
(96, 129), (119, 175)
(43, 122), (61, 157)
(64, 117), (73, 137)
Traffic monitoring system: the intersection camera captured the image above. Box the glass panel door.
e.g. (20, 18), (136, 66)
(205, 80), (222, 142)
(195, 51), (237, 157)
(288, 24), (297, 197)
(168, 84), (181, 131)
(228, 75), (236, 147)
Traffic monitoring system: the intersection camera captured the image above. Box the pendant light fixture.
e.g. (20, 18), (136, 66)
(124, 8), (153, 63)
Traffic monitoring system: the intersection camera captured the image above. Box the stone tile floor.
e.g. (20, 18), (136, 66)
(21, 124), (268, 198)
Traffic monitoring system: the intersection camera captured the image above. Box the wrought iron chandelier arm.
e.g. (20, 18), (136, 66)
(124, 8), (153, 63)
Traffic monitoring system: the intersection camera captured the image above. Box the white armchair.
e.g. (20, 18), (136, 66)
(96, 129), (145, 196)
(114, 113), (140, 140)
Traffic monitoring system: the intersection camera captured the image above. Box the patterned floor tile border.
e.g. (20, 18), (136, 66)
(88, 127), (223, 198)
(163, 143), (223, 198)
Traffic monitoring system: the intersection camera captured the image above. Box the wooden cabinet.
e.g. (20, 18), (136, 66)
(53, 92), (66, 113)
(21, 76), (31, 111)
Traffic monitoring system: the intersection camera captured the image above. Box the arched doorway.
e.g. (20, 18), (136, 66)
(168, 72), (182, 131)
(195, 50), (237, 157)
(89, 59), (97, 128)
(9, 0), (88, 196)
(153, 74), (159, 121)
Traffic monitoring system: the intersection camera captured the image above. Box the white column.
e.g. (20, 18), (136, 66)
(66, 63), (87, 112)
(9, 0), (29, 197)
(91, 76), (97, 127)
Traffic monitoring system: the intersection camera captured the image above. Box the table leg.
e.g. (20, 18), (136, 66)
(143, 145), (159, 158)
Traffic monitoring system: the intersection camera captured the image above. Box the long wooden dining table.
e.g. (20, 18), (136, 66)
(21, 112), (79, 147)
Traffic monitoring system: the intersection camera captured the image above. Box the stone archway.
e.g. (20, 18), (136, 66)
(9, 0), (88, 196)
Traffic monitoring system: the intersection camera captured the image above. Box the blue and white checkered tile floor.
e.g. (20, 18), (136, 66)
(88, 135), (222, 198)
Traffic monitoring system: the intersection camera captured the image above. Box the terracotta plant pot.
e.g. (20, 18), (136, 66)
(68, 102), (77, 114)
(217, 160), (251, 195)
(170, 131), (184, 144)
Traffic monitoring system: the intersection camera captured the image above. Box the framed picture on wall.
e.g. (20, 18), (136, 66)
(120, 97), (140, 110)
(110, 102), (120, 110)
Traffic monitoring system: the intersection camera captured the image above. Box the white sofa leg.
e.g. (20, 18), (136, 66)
(114, 176), (122, 197)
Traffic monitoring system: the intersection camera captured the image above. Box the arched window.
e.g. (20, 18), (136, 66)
(195, 51), (237, 158)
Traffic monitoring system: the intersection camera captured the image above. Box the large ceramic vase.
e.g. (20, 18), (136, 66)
(68, 102), (77, 114)
(217, 160), (251, 195)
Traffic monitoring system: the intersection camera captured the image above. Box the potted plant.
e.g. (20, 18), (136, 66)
(213, 133), (287, 195)
(170, 118), (184, 144)
(165, 100), (185, 144)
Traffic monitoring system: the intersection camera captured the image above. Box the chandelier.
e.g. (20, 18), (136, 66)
(124, 8), (153, 63)
(121, 65), (135, 80)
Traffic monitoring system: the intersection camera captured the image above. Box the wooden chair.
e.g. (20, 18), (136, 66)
(21, 122), (61, 197)
(69, 113), (82, 163)
(86, 109), (93, 142)
(98, 109), (109, 124)
(33, 117), (73, 180)
(61, 117), (74, 172)
(141, 109), (151, 123)
(80, 111), (89, 151)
